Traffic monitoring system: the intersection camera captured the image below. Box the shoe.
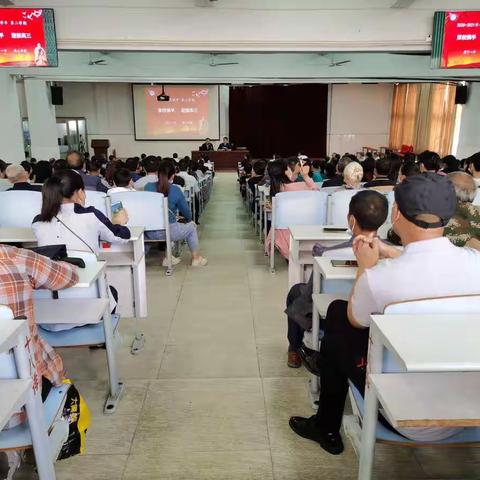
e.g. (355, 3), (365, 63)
(191, 256), (208, 267)
(298, 345), (322, 376)
(287, 351), (302, 368)
(289, 416), (344, 455)
(162, 256), (181, 267)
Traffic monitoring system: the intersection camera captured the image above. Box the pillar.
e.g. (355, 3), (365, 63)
(24, 78), (60, 160)
(0, 73), (25, 164)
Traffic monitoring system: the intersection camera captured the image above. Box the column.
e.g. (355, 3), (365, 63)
(456, 83), (480, 159)
(24, 78), (60, 160)
(0, 72), (25, 164)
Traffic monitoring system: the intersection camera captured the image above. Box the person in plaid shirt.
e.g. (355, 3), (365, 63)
(0, 244), (78, 389)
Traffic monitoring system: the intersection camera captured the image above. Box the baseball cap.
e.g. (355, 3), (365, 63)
(394, 172), (457, 229)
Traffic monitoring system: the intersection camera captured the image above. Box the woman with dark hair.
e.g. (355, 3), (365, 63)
(265, 159), (319, 259)
(32, 170), (130, 254)
(33, 160), (52, 183)
(145, 159), (207, 267)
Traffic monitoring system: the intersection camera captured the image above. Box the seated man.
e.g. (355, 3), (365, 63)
(134, 156), (159, 191)
(321, 156), (351, 188)
(108, 167), (135, 194)
(444, 171), (480, 248)
(66, 151), (108, 193)
(289, 173), (480, 455)
(364, 156), (396, 188)
(0, 245), (78, 419)
(5, 164), (41, 191)
(199, 138), (214, 151)
(286, 190), (388, 368)
(217, 136), (232, 151)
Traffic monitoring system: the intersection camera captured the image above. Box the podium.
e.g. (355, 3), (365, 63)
(91, 139), (110, 158)
(191, 150), (249, 171)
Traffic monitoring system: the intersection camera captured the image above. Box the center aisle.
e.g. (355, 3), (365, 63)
(52, 173), (409, 480)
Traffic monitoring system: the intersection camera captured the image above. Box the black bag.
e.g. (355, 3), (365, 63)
(30, 244), (86, 268)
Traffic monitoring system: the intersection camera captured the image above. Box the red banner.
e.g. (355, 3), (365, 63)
(442, 11), (480, 68)
(0, 8), (50, 67)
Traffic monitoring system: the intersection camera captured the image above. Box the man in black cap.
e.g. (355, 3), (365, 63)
(289, 173), (480, 454)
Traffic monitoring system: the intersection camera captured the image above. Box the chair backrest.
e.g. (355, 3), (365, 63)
(85, 190), (108, 217)
(0, 179), (12, 192)
(109, 191), (167, 231)
(329, 189), (363, 226)
(0, 191), (41, 227)
(381, 295), (480, 372)
(273, 190), (328, 229)
(0, 306), (18, 379)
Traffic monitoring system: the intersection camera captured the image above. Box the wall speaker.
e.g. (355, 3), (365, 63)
(455, 84), (468, 105)
(51, 85), (63, 106)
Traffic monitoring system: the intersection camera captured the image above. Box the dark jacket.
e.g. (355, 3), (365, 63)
(73, 169), (108, 193)
(364, 177), (396, 188)
(199, 142), (214, 151)
(321, 175), (343, 188)
(7, 182), (42, 192)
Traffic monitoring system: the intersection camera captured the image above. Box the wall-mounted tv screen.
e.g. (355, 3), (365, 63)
(0, 8), (57, 67)
(432, 11), (480, 68)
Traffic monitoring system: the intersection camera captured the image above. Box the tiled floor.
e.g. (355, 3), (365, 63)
(3, 173), (479, 479)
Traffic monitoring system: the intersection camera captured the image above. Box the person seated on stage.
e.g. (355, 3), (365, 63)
(66, 151), (108, 193)
(311, 159), (324, 183)
(125, 157), (143, 183)
(289, 173), (480, 455)
(145, 159), (208, 267)
(364, 156), (396, 189)
(418, 150), (441, 174)
(134, 155), (159, 191)
(444, 171), (480, 249)
(285, 190), (388, 368)
(5, 164), (41, 191)
(108, 167), (136, 194)
(33, 170), (130, 255)
(0, 244), (78, 428)
(265, 159), (319, 259)
(199, 138), (214, 152)
(322, 156), (352, 188)
(398, 160), (420, 182)
(217, 136), (232, 151)
(339, 161), (363, 190)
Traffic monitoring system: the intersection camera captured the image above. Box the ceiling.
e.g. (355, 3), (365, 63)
(7, 0), (480, 9)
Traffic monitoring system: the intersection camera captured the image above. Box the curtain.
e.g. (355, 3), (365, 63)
(389, 83), (457, 157)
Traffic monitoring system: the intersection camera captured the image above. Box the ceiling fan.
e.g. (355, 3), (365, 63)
(209, 54), (239, 67)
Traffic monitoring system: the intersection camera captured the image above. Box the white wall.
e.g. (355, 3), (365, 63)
(327, 83), (393, 155)
(456, 83), (480, 159)
(51, 83), (230, 158)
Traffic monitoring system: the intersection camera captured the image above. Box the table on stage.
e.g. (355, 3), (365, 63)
(191, 150), (249, 170)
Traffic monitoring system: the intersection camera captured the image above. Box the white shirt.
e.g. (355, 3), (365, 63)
(351, 237), (480, 442)
(134, 174), (158, 191)
(107, 186), (135, 195)
(177, 171), (199, 194)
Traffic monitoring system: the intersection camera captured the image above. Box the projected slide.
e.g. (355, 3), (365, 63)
(132, 84), (220, 140)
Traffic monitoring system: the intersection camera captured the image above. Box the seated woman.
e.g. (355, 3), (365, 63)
(145, 158), (208, 267)
(32, 170), (130, 254)
(339, 161), (363, 190)
(265, 159), (319, 259)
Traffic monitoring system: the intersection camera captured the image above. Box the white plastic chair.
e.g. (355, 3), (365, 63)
(328, 189), (363, 226)
(349, 295), (480, 450)
(0, 191), (41, 227)
(109, 191), (173, 275)
(270, 190), (329, 273)
(473, 190), (480, 206)
(0, 179), (12, 192)
(85, 190), (109, 217)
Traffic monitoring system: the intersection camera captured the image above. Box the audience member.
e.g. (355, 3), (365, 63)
(444, 172), (480, 248)
(285, 190), (388, 368)
(125, 157), (142, 183)
(32, 170), (130, 254)
(398, 160), (420, 182)
(418, 150), (440, 174)
(145, 159), (208, 267)
(467, 152), (480, 188)
(289, 173), (480, 454)
(322, 156), (351, 188)
(134, 156), (159, 190)
(0, 245), (78, 411)
(361, 156), (375, 183)
(248, 160), (267, 196)
(5, 164), (41, 191)
(0, 159), (8, 178)
(66, 151), (108, 192)
(52, 159), (68, 176)
(341, 161), (363, 190)
(311, 159), (324, 183)
(108, 167), (135, 194)
(440, 155), (460, 174)
(364, 157), (396, 188)
(33, 160), (52, 184)
(20, 160), (34, 180)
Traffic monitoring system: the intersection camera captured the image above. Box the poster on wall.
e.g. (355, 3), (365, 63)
(0, 8), (58, 67)
(432, 11), (480, 68)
